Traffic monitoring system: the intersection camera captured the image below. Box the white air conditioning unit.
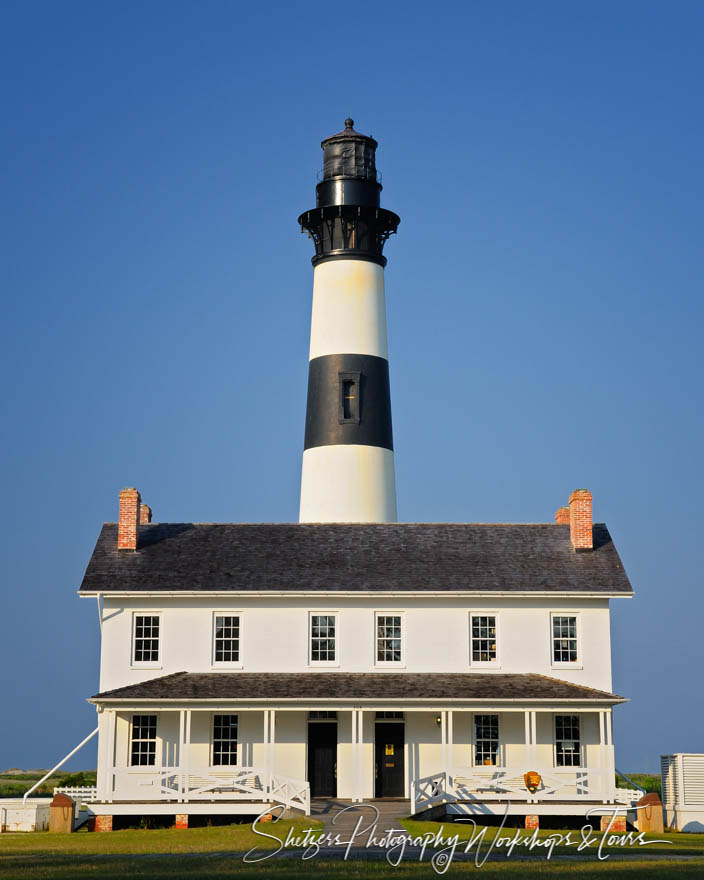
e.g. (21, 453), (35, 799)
(661, 754), (704, 832)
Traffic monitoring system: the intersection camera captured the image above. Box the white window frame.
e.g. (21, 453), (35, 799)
(308, 611), (340, 667)
(211, 611), (243, 669)
(128, 713), (160, 768)
(550, 612), (583, 669)
(471, 713), (502, 768)
(131, 612), (163, 669)
(374, 611), (405, 668)
(469, 612), (501, 668)
(553, 713), (584, 768)
(210, 712), (239, 768)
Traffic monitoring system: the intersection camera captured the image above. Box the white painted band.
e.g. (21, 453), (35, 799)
(299, 444), (397, 523)
(309, 259), (388, 360)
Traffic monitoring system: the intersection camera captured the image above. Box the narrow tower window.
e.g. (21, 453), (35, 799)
(338, 371), (361, 424)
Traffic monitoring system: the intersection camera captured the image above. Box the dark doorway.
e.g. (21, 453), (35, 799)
(308, 722), (337, 797)
(375, 722), (405, 798)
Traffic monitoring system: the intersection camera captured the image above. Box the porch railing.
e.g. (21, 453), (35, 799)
(411, 767), (642, 815)
(155, 767), (309, 813)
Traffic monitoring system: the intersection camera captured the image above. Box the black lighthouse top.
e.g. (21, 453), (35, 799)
(299, 119), (400, 267)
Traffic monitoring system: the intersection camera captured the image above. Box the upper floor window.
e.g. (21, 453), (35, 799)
(310, 614), (337, 664)
(214, 615), (240, 664)
(555, 715), (581, 766)
(552, 615), (579, 664)
(470, 614), (498, 665)
(376, 614), (403, 665)
(474, 714), (499, 766)
(133, 615), (160, 665)
(130, 714), (157, 766)
(212, 714), (238, 766)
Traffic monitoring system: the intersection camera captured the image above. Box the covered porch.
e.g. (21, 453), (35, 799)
(89, 671), (638, 818)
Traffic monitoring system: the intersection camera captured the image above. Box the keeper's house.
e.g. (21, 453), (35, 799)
(77, 120), (639, 827)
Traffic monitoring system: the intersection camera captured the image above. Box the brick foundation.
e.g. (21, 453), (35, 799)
(94, 815), (113, 832)
(175, 814), (189, 829)
(525, 815), (539, 830)
(600, 814), (627, 832)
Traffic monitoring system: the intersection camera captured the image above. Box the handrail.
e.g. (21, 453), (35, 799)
(615, 768), (646, 794)
(22, 727), (99, 805)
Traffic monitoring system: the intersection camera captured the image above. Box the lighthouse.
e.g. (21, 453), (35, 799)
(298, 119), (400, 523)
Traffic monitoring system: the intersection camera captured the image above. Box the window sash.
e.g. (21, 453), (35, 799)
(376, 615), (402, 663)
(310, 615), (336, 663)
(133, 615), (160, 663)
(474, 714), (499, 766)
(471, 615), (497, 663)
(555, 715), (581, 766)
(214, 615), (240, 663)
(130, 714), (157, 766)
(552, 616), (578, 663)
(212, 714), (238, 766)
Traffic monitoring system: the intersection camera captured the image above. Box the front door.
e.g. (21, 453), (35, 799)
(375, 722), (405, 798)
(308, 722), (337, 797)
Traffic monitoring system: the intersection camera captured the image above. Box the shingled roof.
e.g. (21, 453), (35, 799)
(92, 671), (625, 703)
(79, 522), (632, 594)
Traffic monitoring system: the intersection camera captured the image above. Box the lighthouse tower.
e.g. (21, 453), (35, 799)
(298, 119), (400, 523)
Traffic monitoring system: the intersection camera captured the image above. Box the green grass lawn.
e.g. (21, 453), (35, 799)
(1, 818), (703, 879)
(401, 818), (704, 856)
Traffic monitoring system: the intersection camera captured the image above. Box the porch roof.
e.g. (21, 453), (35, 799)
(91, 672), (625, 704)
(78, 522), (633, 595)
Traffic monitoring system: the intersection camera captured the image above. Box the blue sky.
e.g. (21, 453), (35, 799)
(1, 1), (702, 772)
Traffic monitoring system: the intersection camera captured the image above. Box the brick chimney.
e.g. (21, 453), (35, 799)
(569, 489), (593, 551)
(555, 506), (570, 525)
(118, 487), (141, 550)
(140, 503), (152, 524)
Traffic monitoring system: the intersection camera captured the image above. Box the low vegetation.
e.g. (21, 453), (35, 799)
(0, 770), (96, 799)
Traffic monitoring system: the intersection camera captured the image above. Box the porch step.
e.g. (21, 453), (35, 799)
(310, 798), (411, 839)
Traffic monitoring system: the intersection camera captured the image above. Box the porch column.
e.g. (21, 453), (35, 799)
(447, 711), (454, 780)
(184, 709), (192, 803)
(269, 710), (276, 780)
(263, 710), (270, 794)
(599, 711), (606, 802)
(357, 710), (364, 801)
(178, 710), (185, 803)
(524, 710), (531, 766)
(440, 710), (447, 778)
(351, 709), (358, 802)
(530, 710), (537, 765)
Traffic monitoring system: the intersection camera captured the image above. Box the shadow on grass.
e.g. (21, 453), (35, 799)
(1, 854), (704, 880)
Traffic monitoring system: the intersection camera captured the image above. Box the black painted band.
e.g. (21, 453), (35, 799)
(304, 354), (393, 451)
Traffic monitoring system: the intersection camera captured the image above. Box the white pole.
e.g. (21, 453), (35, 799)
(447, 711), (454, 780)
(270, 710), (276, 781)
(358, 710), (364, 801)
(184, 710), (191, 803)
(23, 727), (99, 805)
(178, 710), (184, 803)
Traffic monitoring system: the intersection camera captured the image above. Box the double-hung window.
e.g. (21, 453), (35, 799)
(376, 613), (403, 665)
(555, 715), (581, 766)
(470, 614), (498, 665)
(130, 715), (157, 766)
(213, 614), (241, 665)
(552, 614), (579, 664)
(133, 614), (160, 665)
(310, 614), (337, 664)
(212, 714), (238, 766)
(474, 714), (499, 766)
